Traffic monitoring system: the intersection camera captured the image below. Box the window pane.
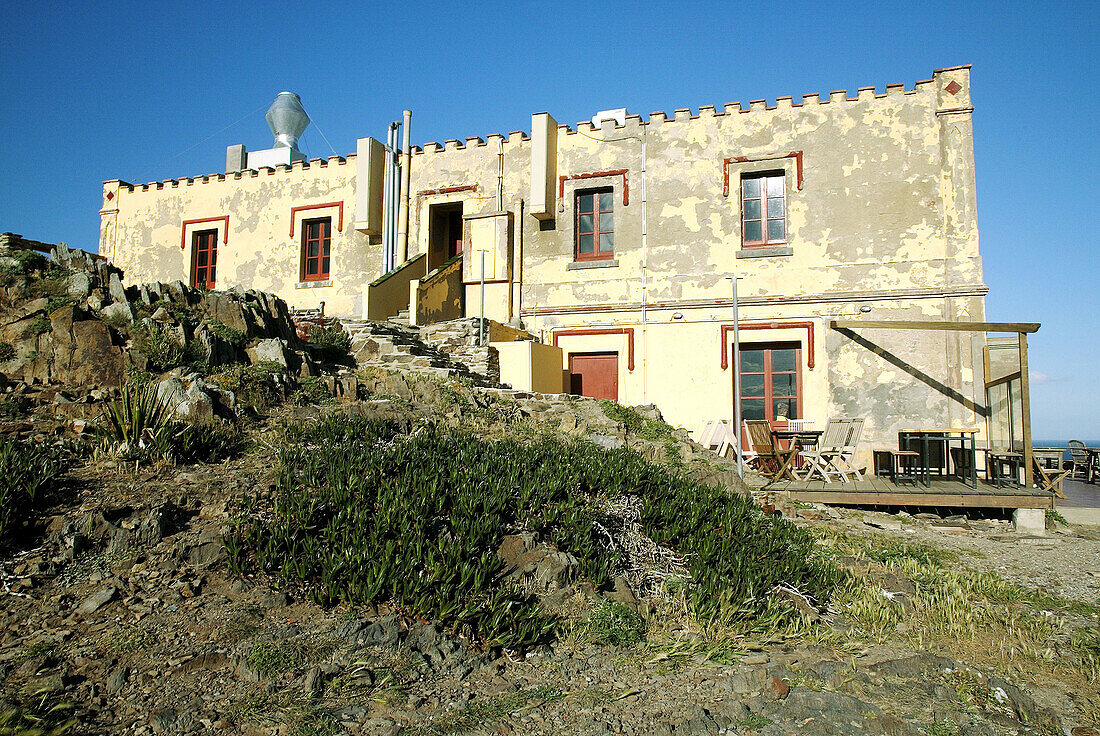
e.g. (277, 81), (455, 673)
(321, 257), (329, 274)
(741, 374), (765, 397)
(307, 261), (318, 275)
(578, 233), (593, 253)
(744, 220), (762, 241)
(578, 193), (594, 212)
(322, 241), (330, 257)
(742, 178), (760, 198)
(210, 249), (217, 265)
(740, 350), (764, 372)
(599, 191), (613, 211)
(599, 233), (613, 253)
(742, 399), (765, 421)
(208, 267), (215, 282)
(772, 373), (796, 394)
(579, 214), (593, 232)
(772, 349), (796, 373)
(766, 196), (784, 217)
(744, 199), (761, 219)
(308, 242), (319, 258)
(773, 398), (796, 421)
(600, 212), (613, 233)
(766, 176), (785, 196)
(768, 219), (786, 241)
(321, 221), (330, 237)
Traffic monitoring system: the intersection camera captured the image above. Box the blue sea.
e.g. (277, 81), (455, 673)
(1032, 441), (1100, 460)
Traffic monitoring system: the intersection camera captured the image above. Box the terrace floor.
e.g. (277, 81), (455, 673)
(767, 474), (1055, 510)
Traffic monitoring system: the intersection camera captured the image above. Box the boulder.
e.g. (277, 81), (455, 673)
(67, 272), (92, 298)
(64, 320), (125, 387)
(100, 300), (133, 325)
(247, 338), (289, 368)
(108, 272), (128, 304)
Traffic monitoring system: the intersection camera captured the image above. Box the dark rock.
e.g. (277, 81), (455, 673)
(149, 708), (177, 734)
(106, 666), (129, 694)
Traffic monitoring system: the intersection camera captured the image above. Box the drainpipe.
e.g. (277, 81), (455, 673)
(383, 121), (399, 273)
(510, 198), (524, 328)
(397, 109), (412, 264)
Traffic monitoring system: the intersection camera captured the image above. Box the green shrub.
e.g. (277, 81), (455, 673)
(208, 363), (285, 411)
(0, 250), (52, 279)
(247, 641), (297, 678)
(0, 342), (14, 362)
(584, 601), (646, 646)
(303, 323), (351, 358)
(207, 321), (247, 348)
(30, 315), (52, 336)
(0, 437), (67, 542)
(294, 376), (333, 406)
(167, 422), (244, 464)
(133, 323), (185, 373)
(227, 416), (840, 652)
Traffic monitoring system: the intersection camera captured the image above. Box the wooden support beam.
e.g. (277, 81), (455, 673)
(1019, 332), (1034, 489)
(831, 320), (1040, 334)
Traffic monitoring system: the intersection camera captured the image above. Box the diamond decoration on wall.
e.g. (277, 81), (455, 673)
(945, 80), (962, 96)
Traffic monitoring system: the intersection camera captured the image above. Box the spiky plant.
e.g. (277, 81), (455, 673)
(99, 383), (175, 460)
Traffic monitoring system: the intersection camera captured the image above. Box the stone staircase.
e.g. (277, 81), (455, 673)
(338, 318), (500, 387)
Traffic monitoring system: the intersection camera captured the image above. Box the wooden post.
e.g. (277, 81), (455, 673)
(1018, 332), (1034, 489)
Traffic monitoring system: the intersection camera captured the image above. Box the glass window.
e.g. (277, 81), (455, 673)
(741, 173), (787, 247)
(575, 188), (614, 261)
(302, 218), (332, 281)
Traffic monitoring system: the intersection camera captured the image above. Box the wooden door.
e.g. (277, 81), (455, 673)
(191, 229), (217, 289)
(737, 342), (802, 447)
(568, 352), (619, 401)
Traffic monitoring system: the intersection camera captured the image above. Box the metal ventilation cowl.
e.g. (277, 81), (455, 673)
(265, 91), (310, 151)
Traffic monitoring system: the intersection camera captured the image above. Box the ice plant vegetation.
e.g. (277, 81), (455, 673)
(227, 415), (839, 651)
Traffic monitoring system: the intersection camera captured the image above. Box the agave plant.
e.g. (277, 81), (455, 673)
(100, 383), (175, 460)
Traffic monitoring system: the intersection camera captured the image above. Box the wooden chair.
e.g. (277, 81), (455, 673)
(1032, 457), (1069, 499)
(1068, 440), (1090, 480)
(745, 419), (783, 477)
(832, 418), (866, 480)
(799, 419), (853, 483)
(787, 419), (816, 431)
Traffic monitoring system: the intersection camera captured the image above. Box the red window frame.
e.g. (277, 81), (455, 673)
(301, 217), (331, 282)
(575, 188), (614, 261)
(738, 342), (802, 425)
(191, 229), (217, 289)
(741, 172), (786, 247)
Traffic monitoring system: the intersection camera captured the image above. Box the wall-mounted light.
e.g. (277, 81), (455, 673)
(859, 306), (872, 314)
(671, 312), (684, 320)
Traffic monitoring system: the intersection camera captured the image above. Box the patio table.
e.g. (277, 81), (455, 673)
(898, 429), (979, 489)
(770, 430), (823, 481)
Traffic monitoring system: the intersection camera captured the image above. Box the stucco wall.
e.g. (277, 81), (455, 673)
(100, 156), (377, 317)
(103, 66), (989, 456)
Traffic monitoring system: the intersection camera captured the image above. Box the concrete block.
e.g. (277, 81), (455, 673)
(1013, 508), (1046, 536)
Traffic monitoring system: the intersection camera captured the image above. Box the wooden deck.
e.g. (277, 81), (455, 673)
(767, 475), (1054, 510)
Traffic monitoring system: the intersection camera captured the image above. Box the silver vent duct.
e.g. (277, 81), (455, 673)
(265, 91), (310, 151)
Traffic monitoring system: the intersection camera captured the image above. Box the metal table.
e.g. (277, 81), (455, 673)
(898, 429), (979, 489)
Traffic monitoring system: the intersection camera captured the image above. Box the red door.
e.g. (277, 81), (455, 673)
(569, 353), (618, 401)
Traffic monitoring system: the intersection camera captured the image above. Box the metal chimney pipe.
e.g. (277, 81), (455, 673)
(265, 92), (310, 151)
(397, 110), (412, 264)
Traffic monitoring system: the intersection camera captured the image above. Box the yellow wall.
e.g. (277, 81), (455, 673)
(494, 340), (564, 394)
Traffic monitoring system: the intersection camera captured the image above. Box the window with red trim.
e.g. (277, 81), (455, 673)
(575, 189), (614, 261)
(739, 343), (801, 423)
(191, 229), (217, 289)
(741, 173), (786, 247)
(301, 217), (331, 282)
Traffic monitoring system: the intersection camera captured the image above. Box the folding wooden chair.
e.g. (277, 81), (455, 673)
(745, 419), (783, 477)
(798, 419), (851, 483)
(1032, 457), (1069, 499)
(831, 418), (866, 481)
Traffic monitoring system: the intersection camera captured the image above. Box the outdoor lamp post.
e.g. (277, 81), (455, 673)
(727, 275), (744, 478)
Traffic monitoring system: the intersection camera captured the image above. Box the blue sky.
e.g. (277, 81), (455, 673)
(0, 0), (1096, 439)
